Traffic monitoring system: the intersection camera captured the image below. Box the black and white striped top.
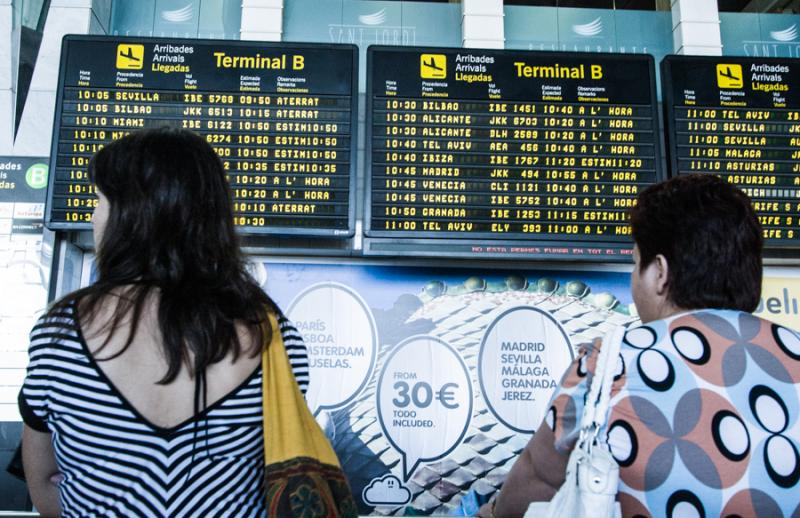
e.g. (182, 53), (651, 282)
(19, 304), (309, 517)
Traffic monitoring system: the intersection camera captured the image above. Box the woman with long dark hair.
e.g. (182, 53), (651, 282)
(19, 128), (310, 516)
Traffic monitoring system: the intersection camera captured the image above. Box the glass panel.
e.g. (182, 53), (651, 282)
(285, 0), (461, 45)
(341, 0), (404, 45)
(506, 0), (666, 8)
(719, 0), (800, 13)
(558, 7), (617, 50)
(721, 11), (800, 56)
(506, 6), (670, 51)
(503, 0), (671, 7)
(505, 0), (557, 5)
(283, 0), (342, 44)
(401, 1), (461, 47)
(284, 0), (460, 89)
(198, 0), (241, 39)
(11, 0), (22, 32)
(111, 0), (156, 36)
(559, 0), (614, 7)
(720, 12), (762, 55)
(153, 0), (200, 37)
(718, 0), (754, 11)
(21, 0), (46, 29)
(615, 9), (671, 59)
(614, 0), (660, 9)
(14, 0), (50, 133)
(757, 12), (800, 49)
(505, 5), (560, 50)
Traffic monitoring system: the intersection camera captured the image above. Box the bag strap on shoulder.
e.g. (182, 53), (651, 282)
(578, 325), (625, 443)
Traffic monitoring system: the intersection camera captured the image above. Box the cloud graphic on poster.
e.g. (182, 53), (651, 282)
(572, 17), (603, 37)
(359, 9), (387, 26)
(363, 475), (411, 506)
(161, 4), (194, 23)
(771, 24), (798, 42)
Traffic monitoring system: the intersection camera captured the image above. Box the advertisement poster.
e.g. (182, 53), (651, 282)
(0, 157), (51, 422)
(756, 275), (800, 330)
(262, 261), (637, 515)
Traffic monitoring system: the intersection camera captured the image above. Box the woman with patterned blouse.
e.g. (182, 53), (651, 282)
(483, 174), (800, 518)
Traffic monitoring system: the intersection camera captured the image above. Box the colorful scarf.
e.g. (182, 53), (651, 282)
(262, 312), (358, 517)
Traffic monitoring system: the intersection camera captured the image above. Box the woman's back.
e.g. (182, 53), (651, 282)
(21, 301), (309, 517)
(549, 309), (800, 517)
(82, 291), (263, 429)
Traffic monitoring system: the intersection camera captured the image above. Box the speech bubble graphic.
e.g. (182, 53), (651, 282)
(479, 306), (574, 433)
(362, 474), (411, 506)
(287, 282), (378, 414)
(377, 335), (472, 481)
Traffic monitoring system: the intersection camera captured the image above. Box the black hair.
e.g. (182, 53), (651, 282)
(630, 173), (763, 312)
(51, 127), (275, 383)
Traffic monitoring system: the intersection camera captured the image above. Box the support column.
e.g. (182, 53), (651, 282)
(12, 0), (111, 155)
(240, 0), (283, 42)
(462, 0), (504, 49)
(671, 0), (722, 56)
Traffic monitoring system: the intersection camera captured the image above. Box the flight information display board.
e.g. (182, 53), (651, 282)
(365, 46), (662, 259)
(46, 36), (357, 236)
(663, 55), (800, 250)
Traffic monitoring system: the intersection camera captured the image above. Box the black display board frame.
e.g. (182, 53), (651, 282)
(661, 54), (800, 255)
(364, 45), (663, 260)
(45, 35), (359, 238)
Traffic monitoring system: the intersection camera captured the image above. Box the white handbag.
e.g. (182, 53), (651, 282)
(523, 326), (625, 518)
